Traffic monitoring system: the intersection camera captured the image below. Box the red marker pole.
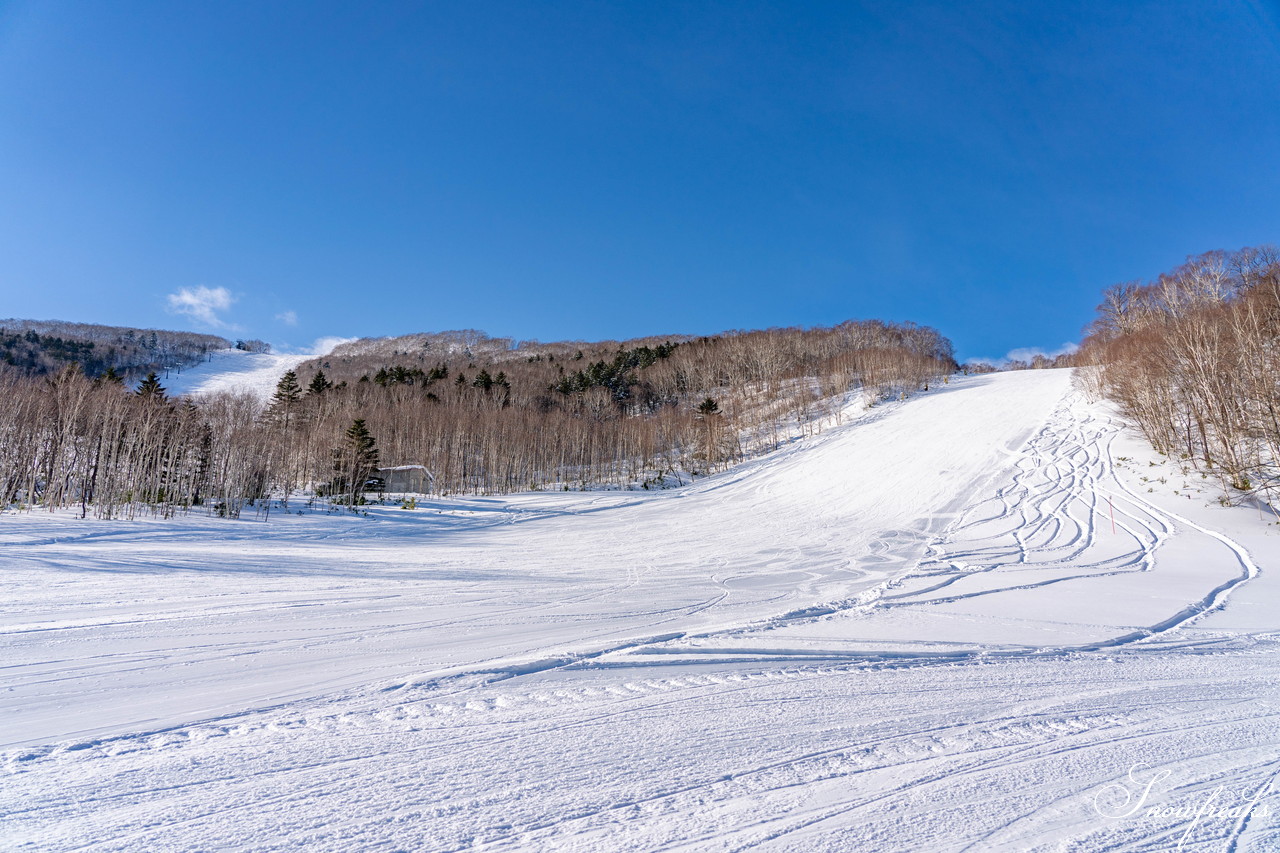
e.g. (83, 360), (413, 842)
(1109, 496), (1116, 535)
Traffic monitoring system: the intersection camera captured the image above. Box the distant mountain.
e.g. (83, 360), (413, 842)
(0, 319), (239, 380)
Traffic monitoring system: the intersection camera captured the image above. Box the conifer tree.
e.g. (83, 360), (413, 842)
(697, 397), (721, 465)
(268, 370), (303, 428)
(308, 370), (332, 396)
(274, 370), (302, 402)
(135, 372), (166, 400)
(494, 370), (511, 405)
(332, 418), (379, 505)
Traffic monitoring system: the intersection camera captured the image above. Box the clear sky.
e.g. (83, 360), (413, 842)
(1, 1), (1278, 362)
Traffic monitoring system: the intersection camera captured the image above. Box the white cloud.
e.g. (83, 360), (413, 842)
(967, 342), (1079, 368)
(308, 336), (354, 356)
(166, 286), (236, 328)
(1003, 342), (1079, 364)
(275, 310), (299, 326)
(267, 336), (356, 356)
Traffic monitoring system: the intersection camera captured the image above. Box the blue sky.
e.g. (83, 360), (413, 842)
(1, 1), (1278, 362)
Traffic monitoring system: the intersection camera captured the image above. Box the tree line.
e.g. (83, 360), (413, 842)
(0, 319), (233, 380)
(0, 320), (956, 517)
(1077, 245), (1280, 506)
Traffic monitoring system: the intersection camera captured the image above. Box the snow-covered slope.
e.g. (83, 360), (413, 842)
(2, 370), (1276, 851)
(161, 342), (342, 400)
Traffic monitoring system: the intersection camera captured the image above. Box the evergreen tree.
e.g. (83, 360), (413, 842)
(332, 418), (379, 505)
(273, 370), (302, 406)
(98, 366), (125, 386)
(268, 370), (303, 427)
(494, 370), (511, 406)
(308, 369), (332, 396)
(136, 372), (166, 400)
(697, 398), (721, 466)
(191, 422), (213, 506)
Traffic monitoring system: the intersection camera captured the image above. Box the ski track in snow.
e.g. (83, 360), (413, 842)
(1, 370), (1277, 852)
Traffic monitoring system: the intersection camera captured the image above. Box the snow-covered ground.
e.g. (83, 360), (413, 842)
(160, 340), (346, 400)
(2, 370), (1277, 851)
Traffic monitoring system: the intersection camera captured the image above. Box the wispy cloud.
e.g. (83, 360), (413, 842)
(1004, 342), (1079, 363)
(275, 309), (299, 326)
(970, 342), (1079, 367)
(166, 286), (237, 328)
(269, 336), (355, 356)
(308, 336), (354, 355)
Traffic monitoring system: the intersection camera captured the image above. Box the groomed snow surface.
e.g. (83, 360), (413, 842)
(2, 370), (1277, 851)
(159, 342), (346, 400)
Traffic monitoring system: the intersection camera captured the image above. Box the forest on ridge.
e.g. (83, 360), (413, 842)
(1079, 244), (1280, 509)
(5, 240), (1275, 522)
(0, 319), (956, 517)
